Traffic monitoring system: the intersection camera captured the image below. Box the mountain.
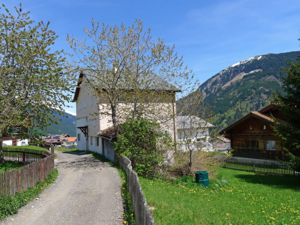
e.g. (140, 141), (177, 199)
(197, 51), (300, 130)
(40, 111), (76, 136)
(45, 112), (76, 136)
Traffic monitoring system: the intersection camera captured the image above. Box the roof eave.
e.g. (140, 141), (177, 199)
(219, 112), (273, 134)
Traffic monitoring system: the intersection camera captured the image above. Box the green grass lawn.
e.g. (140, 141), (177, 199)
(4, 146), (47, 151)
(3, 145), (57, 158)
(140, 168), (300, 225)
(0, 161), (25, 172)
(54, 147), (78, 152)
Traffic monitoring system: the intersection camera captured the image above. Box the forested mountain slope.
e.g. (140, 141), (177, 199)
(33, 111), (76, 136)
(44, 112), (76, 136)
(197, 51), (300, 130)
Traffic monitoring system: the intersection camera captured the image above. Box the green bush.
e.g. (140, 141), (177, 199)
(0, 168), (58, 220)
(115, 118), (170, 178)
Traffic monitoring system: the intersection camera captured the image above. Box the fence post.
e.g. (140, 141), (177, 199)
(18, 171), (21, 193)
(253, 164), (256, 173)
(51, 145), (54, 155)
(42, 159), (45, 182)
(22, 150), (25, 163)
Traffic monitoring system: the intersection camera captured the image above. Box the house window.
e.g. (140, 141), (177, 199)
(264, 140), (276, 151)
(90, 96), (93, 105)
(96, 137), (99, 146)
(79, 102), (81, 110)
(118, 96), (126, 102)
(263, 125), (266, 130)
(93, 121), (96, 127)
(90, 137), (93, 145)
(249, 125), (252, 130)
(84, 100), (86, 107)
(78, 134), (80, 141)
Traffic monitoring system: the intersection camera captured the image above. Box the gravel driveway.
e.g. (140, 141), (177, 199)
(0, 150), (124, 225)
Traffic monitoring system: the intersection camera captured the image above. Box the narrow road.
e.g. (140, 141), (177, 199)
(0, 150), (124, 225)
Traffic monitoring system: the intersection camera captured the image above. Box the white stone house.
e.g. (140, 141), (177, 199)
(72, 71), (180, 162)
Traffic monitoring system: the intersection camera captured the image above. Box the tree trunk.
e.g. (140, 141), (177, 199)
(0, 136), (4, 163)
(111, 104), (118, 140)
(132, 101), (137, 121)
(189, 150), (193, 168)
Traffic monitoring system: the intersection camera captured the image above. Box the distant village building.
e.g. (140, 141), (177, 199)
(177, 116), (215, 152)
(2, 126), (29, 146)
(211, 137), (231, 152)
(60, 137), (77, 146)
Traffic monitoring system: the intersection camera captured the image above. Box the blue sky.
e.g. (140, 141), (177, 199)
(3, 0), (300, 115)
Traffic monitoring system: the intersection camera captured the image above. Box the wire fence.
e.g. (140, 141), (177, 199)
(2, 147), (50, 163)
(221, 157), (296, 176)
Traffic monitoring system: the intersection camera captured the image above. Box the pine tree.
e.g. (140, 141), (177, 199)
(272, 52), (300, 170)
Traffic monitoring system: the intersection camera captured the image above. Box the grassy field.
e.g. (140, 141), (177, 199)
(4, 146), (47, 151)
(54, 147), (78, 152)
(3, 145), (57, 159)
(0, 161), (25, 172)
(140, 168), (300, 225)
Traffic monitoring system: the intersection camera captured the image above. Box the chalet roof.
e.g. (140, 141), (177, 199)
(177, 116), (215, 129)
(72, 70), (181, 102)
(213, 136), (231, 143)
(258, 103), (277, 113)
(219, 111), (274, 134)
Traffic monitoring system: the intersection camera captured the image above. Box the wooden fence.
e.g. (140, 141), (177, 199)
(222, 157), (296, 175)
(0, 154), (55, 197)
(118, 155), (155, 225)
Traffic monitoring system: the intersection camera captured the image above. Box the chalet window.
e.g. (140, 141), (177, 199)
(96, 137), (99, 146)
(264, 140), (276, 151)
(90, 136), (93, 145)
(78, 134), (80, 141)
(263, 125), (266, 130)
(249, 125), (252, 130)
(93, 121), (96, 127)
(90, 96), (93, 105)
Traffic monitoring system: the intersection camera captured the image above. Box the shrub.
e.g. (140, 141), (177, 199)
(171, 151), (223, 179)
(115, 118), (170, 178)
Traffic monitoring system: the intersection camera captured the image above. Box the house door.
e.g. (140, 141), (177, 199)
(12, 140), (17, 146)
(103, 139), (115, 162)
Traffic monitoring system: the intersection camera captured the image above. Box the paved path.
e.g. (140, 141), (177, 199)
(0, 150), (124, 225)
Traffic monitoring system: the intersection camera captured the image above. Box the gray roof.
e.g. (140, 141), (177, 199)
(82, 70), (181, 92)
(177, 116), (214, 129)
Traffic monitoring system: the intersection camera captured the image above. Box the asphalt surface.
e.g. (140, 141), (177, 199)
(0, 150), (124, 225)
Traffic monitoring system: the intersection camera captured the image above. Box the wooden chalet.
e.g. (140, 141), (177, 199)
(220, 104), (286, 160)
